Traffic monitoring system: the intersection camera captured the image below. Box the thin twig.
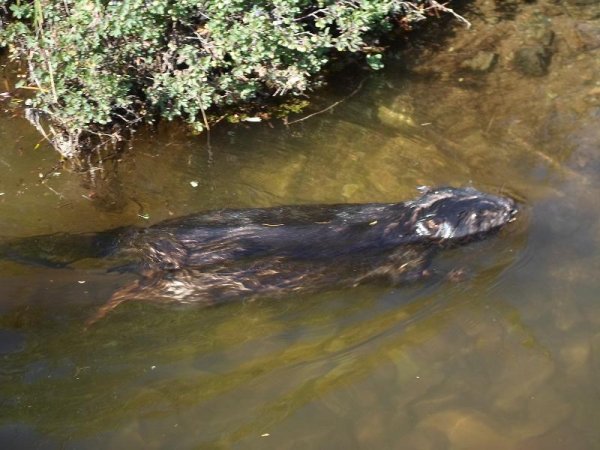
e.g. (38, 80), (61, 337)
(286, 78), (365, 126)
(200, 104), (210, 131)
(426, 1), (471, 28)
(43, 183), (65, 199)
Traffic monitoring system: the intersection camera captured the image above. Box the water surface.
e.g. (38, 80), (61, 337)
(1, 1), (600, 448)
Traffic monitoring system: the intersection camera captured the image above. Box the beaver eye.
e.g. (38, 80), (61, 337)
(426, 218), (440, 230)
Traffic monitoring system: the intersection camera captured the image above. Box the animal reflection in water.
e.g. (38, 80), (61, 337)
(1, 187), (518, 322)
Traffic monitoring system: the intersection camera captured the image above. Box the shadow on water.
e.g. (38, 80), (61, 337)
(2, 0), (600, 448)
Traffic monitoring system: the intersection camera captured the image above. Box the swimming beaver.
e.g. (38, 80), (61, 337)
(1, 187), (517, 322)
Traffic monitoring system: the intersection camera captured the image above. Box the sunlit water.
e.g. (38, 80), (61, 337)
(1, 1), (600, 448)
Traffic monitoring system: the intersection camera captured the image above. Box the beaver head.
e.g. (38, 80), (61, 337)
(410, 187), (517, 243)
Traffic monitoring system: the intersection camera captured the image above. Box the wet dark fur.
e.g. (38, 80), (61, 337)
(0, 187), (517, 322)
(91, 187), (516, 322)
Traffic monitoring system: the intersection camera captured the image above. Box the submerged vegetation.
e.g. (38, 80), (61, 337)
(0, 0), (466, 159)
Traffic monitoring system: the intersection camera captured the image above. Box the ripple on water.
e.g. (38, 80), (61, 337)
(0, 329), (25, 355)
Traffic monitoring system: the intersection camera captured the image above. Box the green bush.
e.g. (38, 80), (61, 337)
(0, 0), (453, 158)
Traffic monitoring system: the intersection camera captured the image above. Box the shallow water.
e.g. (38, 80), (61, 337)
(1, 1), (600, 448)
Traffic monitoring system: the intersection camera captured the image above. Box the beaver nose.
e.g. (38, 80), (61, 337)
(508, 204), (518, 222)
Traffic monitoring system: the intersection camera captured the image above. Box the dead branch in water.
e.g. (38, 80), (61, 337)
(285, 78), (366, 126)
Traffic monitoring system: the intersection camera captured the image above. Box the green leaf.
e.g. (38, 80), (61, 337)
(366, 53), (384, 70)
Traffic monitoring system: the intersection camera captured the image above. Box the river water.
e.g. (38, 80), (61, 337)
(1, 1), (600, 448)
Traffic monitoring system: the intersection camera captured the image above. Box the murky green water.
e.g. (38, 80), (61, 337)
(2, 1), (600, 448)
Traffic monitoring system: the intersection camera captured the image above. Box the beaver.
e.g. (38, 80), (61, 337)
(1, 187), (517, 322)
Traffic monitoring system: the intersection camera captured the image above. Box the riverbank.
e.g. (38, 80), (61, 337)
(0, 0), (468, 159)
